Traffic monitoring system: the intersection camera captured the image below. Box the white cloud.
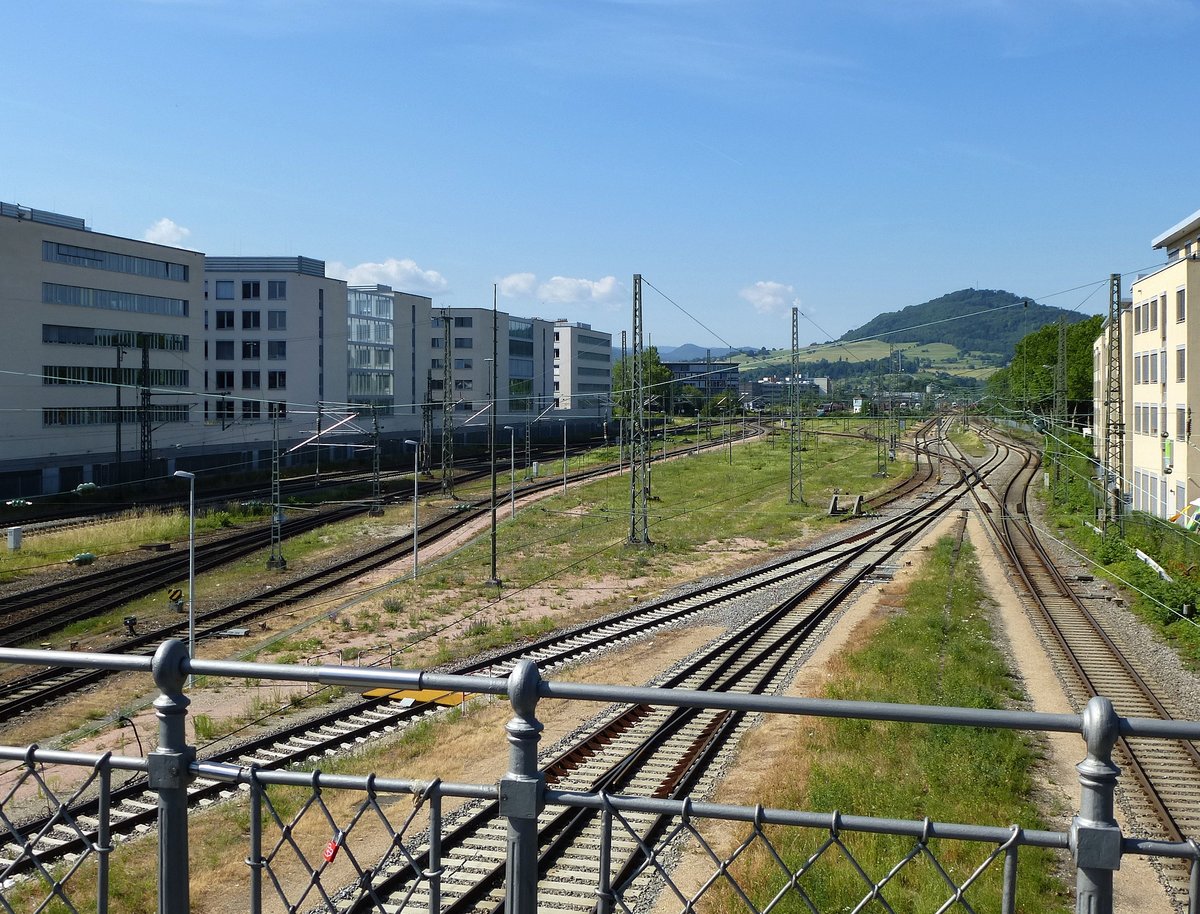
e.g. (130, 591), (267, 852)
(498, 272), (537, 297)
(739, 280), (800, 316)
(537, 275), (622, 305)
(327, 258), (449, 294)
(143, 217), (191, 247)
(495, 273), (624, 309)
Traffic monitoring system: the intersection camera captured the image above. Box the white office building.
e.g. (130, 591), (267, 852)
(0, 202), (205, 496)
(201, 257), (348, 463)
(427, 308), (555, 425)
(553, 321), (612, 414)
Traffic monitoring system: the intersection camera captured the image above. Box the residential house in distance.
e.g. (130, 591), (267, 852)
(0, 202), (205, 496)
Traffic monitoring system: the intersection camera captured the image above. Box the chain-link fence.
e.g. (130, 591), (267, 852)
(0, 640), (1197, 914)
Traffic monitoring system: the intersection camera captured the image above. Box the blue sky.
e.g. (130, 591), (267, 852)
(3, 0), (1197, 349)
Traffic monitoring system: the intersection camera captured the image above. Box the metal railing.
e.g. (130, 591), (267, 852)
(0, 640), (1197, 914)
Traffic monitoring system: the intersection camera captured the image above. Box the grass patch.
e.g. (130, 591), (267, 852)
(709, 535), (1070, 913)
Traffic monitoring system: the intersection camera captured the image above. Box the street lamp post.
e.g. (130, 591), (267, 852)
(172, 470), (196, 688)
(503, 426), (515, 518)
(403, 440), (419, 579)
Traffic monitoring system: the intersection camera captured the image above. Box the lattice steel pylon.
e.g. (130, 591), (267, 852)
(139, 335), (152, 479)
(420, 370), (433, 475)
(1102, 273), (1124, 537)
(629, 275), (651, 544)
(441, 309), (455, 496)
(789, 307), (804, 504)
(267, 418), (287, 570)
(1052, 318), (1067, 499)
(369, 405), (383, 516)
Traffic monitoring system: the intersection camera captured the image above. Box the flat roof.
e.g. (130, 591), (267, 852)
(1151, 208), (1200, 250)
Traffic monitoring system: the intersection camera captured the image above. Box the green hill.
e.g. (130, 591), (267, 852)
(838, 288), (1088, 354)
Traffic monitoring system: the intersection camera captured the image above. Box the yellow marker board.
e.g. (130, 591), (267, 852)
(363, 688), (467, 706)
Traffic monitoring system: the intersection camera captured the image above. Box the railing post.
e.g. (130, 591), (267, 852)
(1072, 696), (1122, 914)
(596, 801), (614, 914)
(426, 785), (442, 914)
(150, 640), (196, 914)
(501, 659), (544, 914)
(96, 757), (112, 914)
(247, 768), (264, 914)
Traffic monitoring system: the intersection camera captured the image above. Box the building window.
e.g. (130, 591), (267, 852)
(454, 337), (473, 349)
(454, 358), (473, 370)
(41, 325), (189, 352)
(1134, 355), (1141, 385)
(268, 370), (287, 389)
(454, 316), (473, 328)
(431, 358), (443, 369)
(268, 280), (287, 300)
(1178, 347), (1186, 382)
(454, 379), (473, 391)
(267, 340), (287, 360)
(241, 281), (261, 300)
(215, 370), (234, 390)
(431, 337), (443, 349)
(42, 241), (189, 282)
(268, 309), (287, 331)
(1178, 289), (1187, 323)
(216, 400), (234, 421)
(268, 402), (287, 419)
(1151, 405), (1159, 436)
(1178, 407), (1188, 441)
(242, 310), (261, 330)
(215, 281), (234, 300)
(242, 340), (261, 359)
(242, 401), (261, 420)
(242, 370), (261, 389)
(215, 340), (234, 360)
(43, 283), (189, 318)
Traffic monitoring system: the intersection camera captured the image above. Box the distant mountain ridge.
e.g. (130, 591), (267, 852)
(838, 288), (1088, 354)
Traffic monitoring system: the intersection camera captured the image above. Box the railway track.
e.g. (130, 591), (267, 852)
(959, 423), (1200, 899)
(0, 422), (972, 882)
(0, 423), (781, 718)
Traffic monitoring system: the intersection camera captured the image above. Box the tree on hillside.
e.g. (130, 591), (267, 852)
(985, 315), (1102, 424)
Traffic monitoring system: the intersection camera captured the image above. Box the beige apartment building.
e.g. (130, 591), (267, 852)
(1094, 209), (1200, 523)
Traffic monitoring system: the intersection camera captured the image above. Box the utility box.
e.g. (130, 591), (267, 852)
(531, 461), (540, 478)
(6, 527), (21, 552)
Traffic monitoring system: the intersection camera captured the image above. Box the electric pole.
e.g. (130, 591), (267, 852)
(789, 307), (803, 504)
(1102, 274), (1124, 537)
(629, 275), (650, 544)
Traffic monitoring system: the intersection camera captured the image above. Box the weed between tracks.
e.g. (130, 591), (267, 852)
(706, 535), (1071, 913)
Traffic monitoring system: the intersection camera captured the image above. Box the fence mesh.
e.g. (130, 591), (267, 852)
(253, 771), (440, 913)
(0, 752), (111, 914)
